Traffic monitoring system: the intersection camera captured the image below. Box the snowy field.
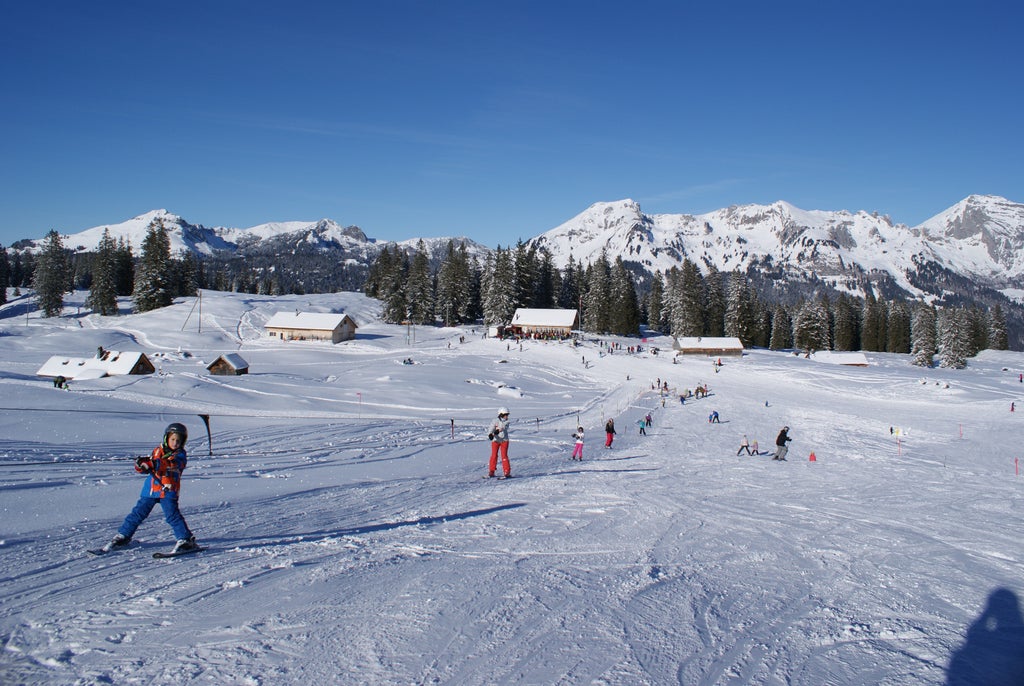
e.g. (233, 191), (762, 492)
(1, 290), (1023, 686)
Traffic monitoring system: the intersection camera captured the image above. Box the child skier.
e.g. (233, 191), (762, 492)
(737, 434), (752, 455)
(571, 427), (585, 461)
(637, 418), (647, 436)
(103, 422), (198, 554)
(605, 418), (616, 448)
(487, 408), (512, 478)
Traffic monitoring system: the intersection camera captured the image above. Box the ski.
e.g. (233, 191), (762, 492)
(153, 546), (206, 559)
(87, 542), (131, 556)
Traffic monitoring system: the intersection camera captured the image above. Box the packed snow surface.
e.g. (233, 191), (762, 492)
(1, 290), (1023, 685)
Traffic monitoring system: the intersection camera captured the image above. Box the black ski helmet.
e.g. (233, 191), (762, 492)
(164, 422), (188, 447)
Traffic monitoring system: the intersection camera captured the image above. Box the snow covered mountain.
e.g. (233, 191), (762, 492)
(49, 209), (491, 266)
(529, 195), (1024, 302)
(27, 195), (1024, 306)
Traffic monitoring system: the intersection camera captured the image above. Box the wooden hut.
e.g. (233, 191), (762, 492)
(207, 353), (250, 376)
(265, 312), (358, 344)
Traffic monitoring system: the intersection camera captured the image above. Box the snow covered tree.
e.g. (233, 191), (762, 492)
(132, 219), (173, 312)
(34, 230), (69, 318)
(582, 251), (612, 333)
(938, 307), (969, 369)
(910, 303), (937, 367)
(724, 271), (756, 345)
(435, 241), (472, 325)
(114, 237), (134, 296)
(86, 228), (119, 316)
(482, 247), (516, 325)
(988, 303), (1009, 350)
(792, 298), (830, 351)
(405, 240), (434, 325)
(668, 259), (704, 337)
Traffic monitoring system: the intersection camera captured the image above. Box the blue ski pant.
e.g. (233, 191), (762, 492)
(118, 495), (192, 541)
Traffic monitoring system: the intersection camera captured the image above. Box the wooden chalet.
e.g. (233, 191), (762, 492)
(673, 336), (745, 357)
(36, 349), (155, 381)
(507, 308), (579, 338)
(265, 312), (358, 344)
(207, 353), (250, 376)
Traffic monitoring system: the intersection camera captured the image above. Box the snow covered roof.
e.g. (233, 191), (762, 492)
(809, 351), (870, 366)
(265, 312), (357, 331)
(36, 350), (154, 379)
(208, 353), (249, 371)
(510, 308), (579, 328)
(674, 337), (744, 351)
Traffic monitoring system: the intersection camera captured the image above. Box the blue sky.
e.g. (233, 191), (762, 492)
(1, 1), (1021, 248)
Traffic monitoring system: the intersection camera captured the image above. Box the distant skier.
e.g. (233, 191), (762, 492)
(637, 419), (646, 436)
(645, 413), (652, 428)
(103, 422), (198, 554)
(709, 411), (720, 423)
(605, 418), (617, 448)
(571, 427), (585, 461)
(773, 426), (792, 461)
(737, 434), (753, 456)
(487, 408), (512, 478)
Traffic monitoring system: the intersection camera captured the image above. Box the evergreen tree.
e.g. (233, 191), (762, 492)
(646, 272), (666, 333)
(582, 252), (612, 333)
(938, 307), (969, 369)
(965, 305), (988, 355)
(86, 228), (119, 315)
(988, 303), (1009, 350)
(861, 294), (887, 352)
(724, 271), (756, 345)
(132, 219), (173, 312)
(670, 259), (704, 336)
(886, 300), (911, 353)
(435, 241), (468, 325)
(703, 265), (726, 336)
(512, 240), (537, 309)
(483, 247), (516, 325)
(405, 240), (434, 325)
(831, 294), (860, 351)
(769, 305), (792, 350)
(793, 298), (830, 351)
(609, 257), (640, 335)
(910, 303), (937, 367)
(114, 237), (134, 296)
(33, 230), (68, 318)
(0, 244), (9, 306)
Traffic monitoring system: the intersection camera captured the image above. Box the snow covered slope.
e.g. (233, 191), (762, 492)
(1, 290), (1022, 684)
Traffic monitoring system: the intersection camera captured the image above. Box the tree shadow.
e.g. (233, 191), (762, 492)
(947, 587), (1024, 685)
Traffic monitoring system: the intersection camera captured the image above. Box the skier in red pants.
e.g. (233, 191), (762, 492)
(487, 408), (512, 478)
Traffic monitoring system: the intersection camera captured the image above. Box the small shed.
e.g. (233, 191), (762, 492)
(207, 353), (250, 376)
(265, 312), (358, 344)
(508, 308), (579, 338)
(673, 336), (745, 357)
(36, 350), (155, 380)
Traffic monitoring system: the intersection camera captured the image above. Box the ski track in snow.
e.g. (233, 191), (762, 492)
(2, 291), (1023, 685)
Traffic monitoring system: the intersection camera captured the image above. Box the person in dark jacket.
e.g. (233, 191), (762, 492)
(773, 426), (792, 461)
(604, 418), (616, 448)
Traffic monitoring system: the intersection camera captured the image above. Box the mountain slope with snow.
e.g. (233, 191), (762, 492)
(530, 195), (1024, 299)
(1, 290), (1022, 685)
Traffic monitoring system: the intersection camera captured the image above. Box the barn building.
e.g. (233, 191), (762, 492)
(264, 312), (358, 344)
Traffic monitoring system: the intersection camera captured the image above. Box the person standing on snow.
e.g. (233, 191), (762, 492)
(605, 418), (617, 448)
(571, 427), (585, 461)
(637, 418), (647, 436)
(104, 422), (198, 554)
(737, 434), (753, 455)
(773, 426), (792, 461)
(487, 408), (512, 478)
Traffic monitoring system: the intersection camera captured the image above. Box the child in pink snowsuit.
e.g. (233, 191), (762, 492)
(571, 427), (584, 461)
